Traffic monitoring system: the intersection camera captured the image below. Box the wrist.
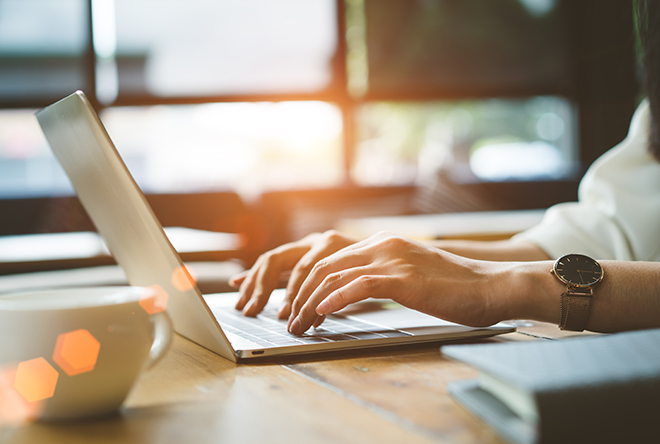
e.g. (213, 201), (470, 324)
(494, 261), (563, 324)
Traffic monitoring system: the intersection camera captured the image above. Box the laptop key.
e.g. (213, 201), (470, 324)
(214, 306), (411, 346)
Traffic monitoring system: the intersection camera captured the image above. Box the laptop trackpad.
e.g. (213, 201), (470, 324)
(345, 302), (475, 335)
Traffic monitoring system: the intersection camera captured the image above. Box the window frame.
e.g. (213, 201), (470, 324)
(0, 0), (639, 186)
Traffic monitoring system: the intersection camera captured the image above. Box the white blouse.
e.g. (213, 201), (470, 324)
(513, 100), (660, 261)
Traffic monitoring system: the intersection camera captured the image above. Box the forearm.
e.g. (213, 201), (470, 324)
(499, 260), (660, 332)
(428, 239), (551, 261)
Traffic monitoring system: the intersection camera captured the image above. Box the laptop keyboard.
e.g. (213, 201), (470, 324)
(212, 307), (409, 348)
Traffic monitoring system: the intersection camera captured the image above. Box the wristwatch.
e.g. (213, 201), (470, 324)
(551, 253), (604, 331)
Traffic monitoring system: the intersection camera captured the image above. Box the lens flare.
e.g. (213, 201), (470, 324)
(0, 365), (44, 426)
(171, 265), (197, 292)
(13, 358), (59, 403)
(140, 285), (169, 314)
(52, 329), (101, 377)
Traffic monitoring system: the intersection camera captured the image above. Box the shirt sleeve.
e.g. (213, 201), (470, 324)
(512, 100), (660, 261)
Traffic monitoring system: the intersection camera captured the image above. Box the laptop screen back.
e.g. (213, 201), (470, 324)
(36, 91), (235, 360)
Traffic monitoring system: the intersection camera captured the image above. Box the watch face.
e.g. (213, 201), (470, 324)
(553, 254), (604, 287)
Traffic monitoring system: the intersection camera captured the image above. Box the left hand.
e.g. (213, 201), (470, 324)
(229, 230), (357, 318)
(287, 232), (508, 335)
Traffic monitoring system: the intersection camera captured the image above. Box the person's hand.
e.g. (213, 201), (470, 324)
(286, 232), (509, 335)
(229, 230), (357, 319)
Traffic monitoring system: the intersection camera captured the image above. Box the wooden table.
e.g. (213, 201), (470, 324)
(0, 315), (593, 444)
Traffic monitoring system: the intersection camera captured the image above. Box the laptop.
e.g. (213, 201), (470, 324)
(36, 91), (514, 362)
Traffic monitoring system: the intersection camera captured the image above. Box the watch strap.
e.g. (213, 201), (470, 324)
(559, 290), (592, 331)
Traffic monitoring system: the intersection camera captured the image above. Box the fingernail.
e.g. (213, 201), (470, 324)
(289, 317), (301, 335)
(278, 303), (289, 319)
(316, 300), (330, 315)
(287, 310), (297, 328)
(242, 299), (255, 315)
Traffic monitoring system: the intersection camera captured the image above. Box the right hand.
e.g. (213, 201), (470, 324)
(229, 230), (357, 319)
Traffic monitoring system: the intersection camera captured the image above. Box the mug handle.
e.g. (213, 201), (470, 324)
(146, 311), (173, 368)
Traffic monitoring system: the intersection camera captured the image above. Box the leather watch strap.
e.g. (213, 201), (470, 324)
(560, 291), (592, 331)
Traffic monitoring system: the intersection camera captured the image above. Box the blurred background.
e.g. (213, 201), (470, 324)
(0, 0), (640, 268)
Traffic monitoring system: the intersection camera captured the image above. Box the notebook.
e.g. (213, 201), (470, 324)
(36, 91), (514, 362)
(443, 329), (660, 444)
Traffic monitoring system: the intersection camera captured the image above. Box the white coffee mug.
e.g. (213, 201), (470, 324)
(0, 286), (172, 421)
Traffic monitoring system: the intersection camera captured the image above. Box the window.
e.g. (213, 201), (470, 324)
(0, 109), (72, 197)
(360, 0), (572, 98)
(0, 0), (638, 200)
(0, 0), (344, 197)
(101, 102), (343, 196)
(353, 97), (576, 186)
(112, 0), (338, 99)
(348, 0), (578, 185)
(0, 0), (89, 104)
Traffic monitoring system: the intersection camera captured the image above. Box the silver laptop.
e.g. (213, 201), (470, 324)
(36, 91), (514, 362)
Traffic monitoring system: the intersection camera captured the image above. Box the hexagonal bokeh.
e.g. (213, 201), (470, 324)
(139, 284), (169, 315)
(52, 329), (101, 376)
(171, 265), (197, 292)
(13, 358), (59, 403)
(1, 365), (44, 423)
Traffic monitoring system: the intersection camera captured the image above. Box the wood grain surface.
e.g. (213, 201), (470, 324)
(0, 322), (579, 444)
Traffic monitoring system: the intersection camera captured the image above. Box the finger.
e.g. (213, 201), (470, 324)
(235, 266), (259, 310)
(229, 270), (248, 288)
(321, 273), (393, 315)
(290, 276), (383, 335)
(238, 242), (313, 315)
(281, 242), (345, 319)
(241, 255), (285, 317)
(289, 266), (372, 334)
(312, 315), (326, 329)
(288, 248), (372, 326)
(277, 298), (293, 320)
(234, 252), (277, 312)
(280, 252), (317, 319)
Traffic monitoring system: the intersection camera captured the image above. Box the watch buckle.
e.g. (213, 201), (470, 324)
(566, 286), (593, 297)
